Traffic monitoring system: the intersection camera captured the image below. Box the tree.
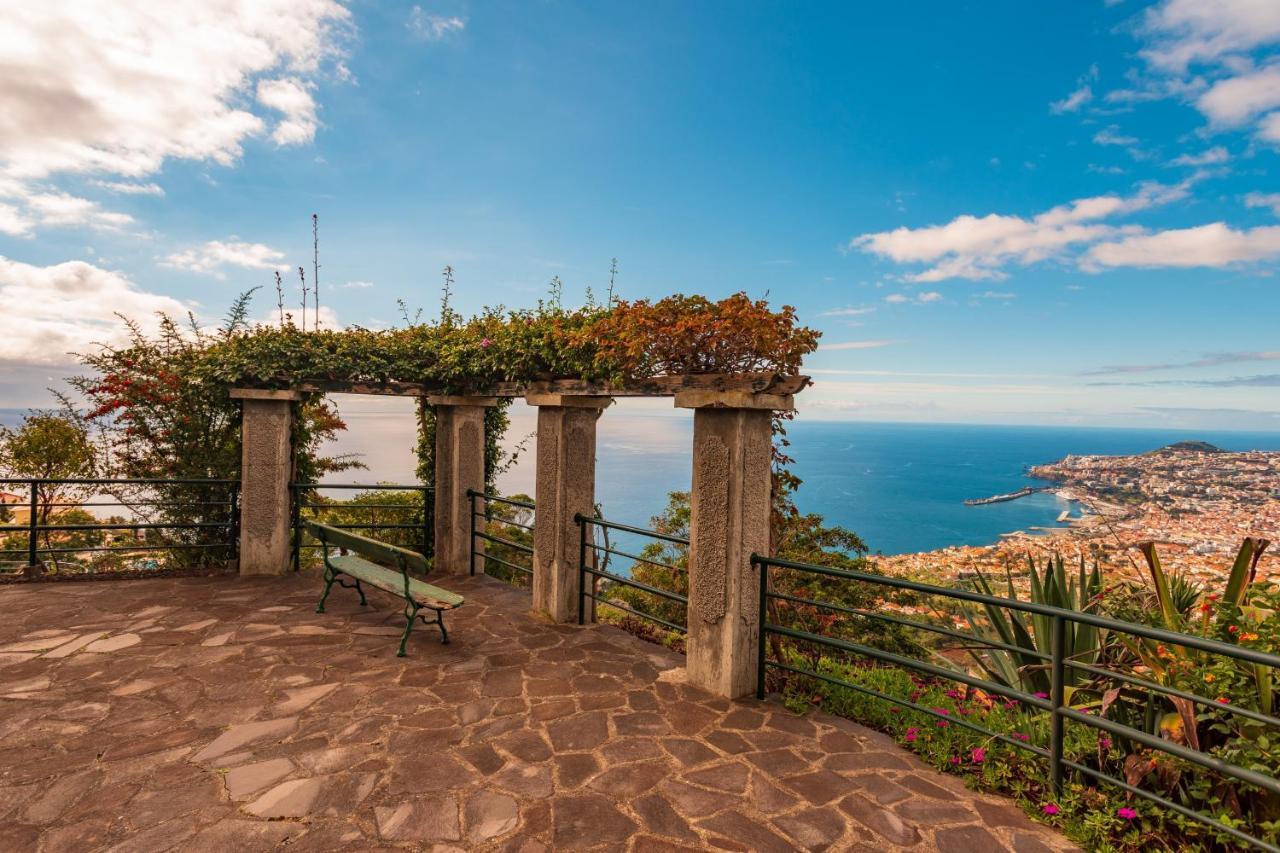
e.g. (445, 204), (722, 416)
(0, 412), (99, 574)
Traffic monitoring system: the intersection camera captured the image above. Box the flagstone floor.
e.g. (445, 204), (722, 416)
(0, 573), (1076, 852)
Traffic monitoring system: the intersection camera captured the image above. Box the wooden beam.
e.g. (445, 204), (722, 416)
(248, 372), (810, 399)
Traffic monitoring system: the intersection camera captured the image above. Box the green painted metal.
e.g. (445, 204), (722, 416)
(309, 520), (460, 656)
(751, 551), (1280, 853)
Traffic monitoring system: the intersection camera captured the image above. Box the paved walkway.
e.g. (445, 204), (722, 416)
(0, 573), (1074, 852)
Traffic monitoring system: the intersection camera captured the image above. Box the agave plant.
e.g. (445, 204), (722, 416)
(959, 553), (1105, 700)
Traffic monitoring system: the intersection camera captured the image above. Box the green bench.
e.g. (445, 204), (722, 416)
(307, 521), (464, 656)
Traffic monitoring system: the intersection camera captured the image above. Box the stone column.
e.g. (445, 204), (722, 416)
(232, 389), (301, 576)
(676, 390), (792, 699)
(429, 396), (498, 575)
(527, 394), (610, 622)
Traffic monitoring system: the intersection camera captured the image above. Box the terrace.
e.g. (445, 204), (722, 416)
(0, 571), (1072, 851)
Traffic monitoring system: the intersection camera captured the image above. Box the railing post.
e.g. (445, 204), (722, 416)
(422, 486), (432, 560)
(468, 489), (477, 576)
(755, 555), (768, 699)
(290, 484), (300, 571)
(1050, 613), (1066, 797)
(230, 482), (241, 562)
(26, 480), (38, 577)
(577, 515), (588, 625)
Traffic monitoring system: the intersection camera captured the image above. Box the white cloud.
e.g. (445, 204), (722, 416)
(1129, 3), (1280, 142)
(256, 78), (319, 146)
(820, 340), (899, 350)
(885, 291), (943, 305)
(0, 0), (350, 227)
(1051, 85), (1093, 114)
(1139, 0), (1280, 72)
(0, 203), (32, 237)
(1168, 145), (1230, 166)
(979, 290), (1016, 299)
(1258, 110), (1280, 142)
(89, 180), (165, 196)
(850, 179), (1192, 281)
(1196, 65), (1280, 126)
(407, 6), (466, 41)
(161, 239), (287, 277)
(0, 256), (191, 366)
(1093, 126), (1139, 146)
(263, 305), (341, 330)
(1086, 222), (1280, 268)
(1245, 191), (1280, 215)
(24, 192), (134, 231)
(820, 306), (875, 317)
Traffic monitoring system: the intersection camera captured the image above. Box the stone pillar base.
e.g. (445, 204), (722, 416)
(529, 395), (608, 622)
(430, 397), (496, 575)
(681, 401), (775, 698)
(232, 389), (301, 576)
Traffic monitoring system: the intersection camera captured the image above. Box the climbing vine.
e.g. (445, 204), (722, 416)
(72, 290), (818, 500)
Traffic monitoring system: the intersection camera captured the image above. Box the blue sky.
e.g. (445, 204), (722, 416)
(1, 1), (1278, 429)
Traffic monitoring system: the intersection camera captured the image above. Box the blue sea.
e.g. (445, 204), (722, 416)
(8, 404), (1277, 556)
(578, 418), (1280, 555)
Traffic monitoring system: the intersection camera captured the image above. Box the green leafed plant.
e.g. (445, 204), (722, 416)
(961, 553), (1106, 699)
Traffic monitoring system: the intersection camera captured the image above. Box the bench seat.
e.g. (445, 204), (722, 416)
(327, 555), (463, 611)
(307, 520), (462, 656)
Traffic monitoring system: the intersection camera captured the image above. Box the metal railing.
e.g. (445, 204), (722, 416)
(752, 552), (1280, 852)
(0, 477), (239, 576)
(292, 483), (432, 570)
(574, 514), (689, 633)
(467, 489), (534, 583)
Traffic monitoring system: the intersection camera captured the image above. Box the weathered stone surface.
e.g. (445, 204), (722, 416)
(936, 824), (1010, 853)
(552, 794), (637, 849)
(238, 397), (294, 576)
(839, 793), (922, 846)
(84, 633), (141, 653)
(192, 716), (297, 762)
(223, 758), (293, 799)
(531, 402), (603, 622)
(696, 810), (794, 853)
(465, 789), (520, 842)
(376, 795), (461, 842)
(0, 572), (1072, 853)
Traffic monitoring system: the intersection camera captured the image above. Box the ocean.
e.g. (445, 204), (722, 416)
(315, 402), (1280, 556)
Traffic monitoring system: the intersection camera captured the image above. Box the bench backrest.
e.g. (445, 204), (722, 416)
(304, 521), (429, 574)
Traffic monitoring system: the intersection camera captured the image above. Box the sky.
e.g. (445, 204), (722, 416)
(0, 0), (1278, 430)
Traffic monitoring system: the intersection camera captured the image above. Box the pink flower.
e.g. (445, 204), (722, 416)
(1117, 807), (1138, 820)
(1099, 737), (1112, 750)
(1042, 803), (1060, 816)
(1035, 691), (1050, 699)
(971, 747), (986, 763)
(905, 732), (917, 742)
(948, 756), (961, 765)
(936, 720), (949, 728)
(479, 337), (493, 348)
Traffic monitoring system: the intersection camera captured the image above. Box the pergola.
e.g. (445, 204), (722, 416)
(230, 371), (807, 699)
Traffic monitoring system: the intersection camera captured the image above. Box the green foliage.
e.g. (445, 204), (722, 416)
(297, 488), (430, 564)
(961, 554), (1105, 697)
(0, 412), (100, 573)
(598, 490), (918, 659)
(477, 495), (534, 586)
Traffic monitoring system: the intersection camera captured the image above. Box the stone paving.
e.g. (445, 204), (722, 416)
(0, 573), (1076, 852)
